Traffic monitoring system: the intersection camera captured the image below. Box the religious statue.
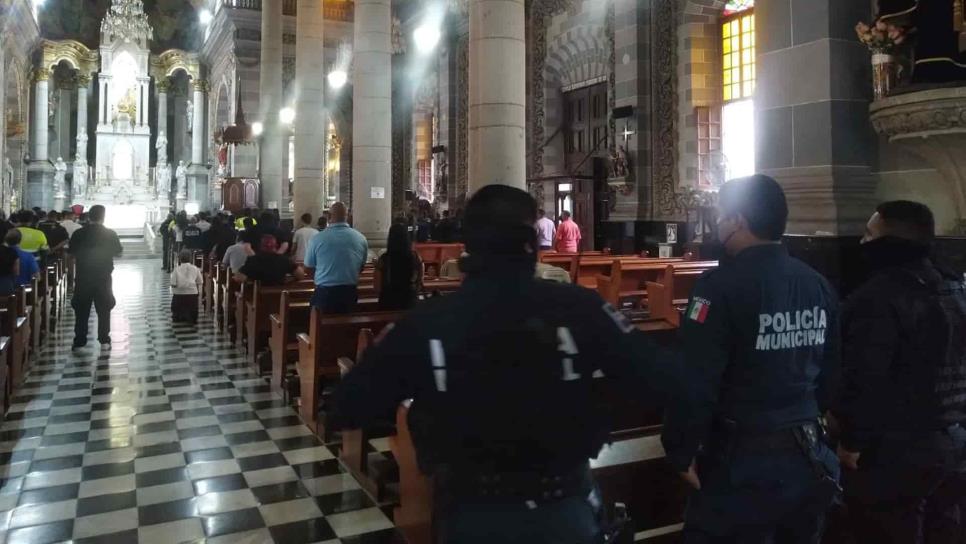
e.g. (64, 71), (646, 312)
(72, 160), (88, 202)
(155, 131), (168, 164)
(175, 160), (187, 198)
(3, 158), (12, 209)
(155, 161), (170, 199)
(53, 157), (68, 196)
(75, 132), (88, 162)
(186, 99), (194, 133)
(116, 88), (138, 122)
(610, 146), (629, 178)
(879, 0), (966, 82)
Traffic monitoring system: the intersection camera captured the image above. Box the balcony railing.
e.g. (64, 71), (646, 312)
(220, 0), (353, 21)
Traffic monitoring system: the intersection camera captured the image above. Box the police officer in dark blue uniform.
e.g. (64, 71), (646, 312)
(834, 201), (966, 543)
(662, 175), (841, 543)
(329, 185), (667, 544)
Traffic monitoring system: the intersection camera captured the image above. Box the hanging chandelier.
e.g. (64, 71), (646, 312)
(101, 0), (153, 45)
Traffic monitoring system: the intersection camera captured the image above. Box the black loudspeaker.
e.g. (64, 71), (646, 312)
(405, 190), (415, 201)
(432, 145), (447, 154)
(613, 106), (634, 119)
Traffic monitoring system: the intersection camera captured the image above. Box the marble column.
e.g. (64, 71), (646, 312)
(98, 75), (110, 126)
(189, 79), (210, 210)
(157, 80), (170, 140)
(259, 0), (284, 210)
(73, 74), (91, 203)
(468, 0), (526, 193)
(293, 0), (327, 223)
(352, 0), (392, 246)
(756, 0), (875, 235)
(26, 67), (54, 209)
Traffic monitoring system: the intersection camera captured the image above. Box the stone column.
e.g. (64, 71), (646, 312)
(26, 67), (55, 209)
(352, 0), (392, 246)
(756, 0), (875, 235)
(98, 74), (110, 126)
(73, 74), (91, 203)
(157, 79), (170, 140)
(259, 0), (284, 210)
(468, 0), (526, 193)
(189, 79), (210, 210)
(293, 0), (326, 223)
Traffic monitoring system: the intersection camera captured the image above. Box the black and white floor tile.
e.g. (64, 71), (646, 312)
(0, 260), (403, 544)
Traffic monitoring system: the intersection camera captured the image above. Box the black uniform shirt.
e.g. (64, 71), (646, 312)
(662, 244), (840, 471)
(68, 224), (123, 282)
(329, 258), (668, 473)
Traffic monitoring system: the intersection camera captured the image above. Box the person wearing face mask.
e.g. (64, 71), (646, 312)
(328, 185), (669, 544)
(662, 175), (842, 544)
(832, 201), (966, 544)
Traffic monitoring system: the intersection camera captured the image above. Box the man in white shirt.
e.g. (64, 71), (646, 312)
(291, 213), (318, 263)
(535, 209), (556, 251)
(59, 211), (82, 241)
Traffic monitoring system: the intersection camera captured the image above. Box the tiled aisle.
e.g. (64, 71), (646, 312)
(0, 261), (401, 544)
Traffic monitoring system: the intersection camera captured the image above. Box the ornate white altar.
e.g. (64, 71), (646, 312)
(91, 0), (155, 216)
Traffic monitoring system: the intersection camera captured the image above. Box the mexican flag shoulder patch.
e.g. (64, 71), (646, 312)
(687, 297), (711, 323)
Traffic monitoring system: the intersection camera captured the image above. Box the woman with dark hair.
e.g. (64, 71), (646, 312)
(375, 223), (423, 310)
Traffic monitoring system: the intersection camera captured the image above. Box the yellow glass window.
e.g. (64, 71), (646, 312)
(722, 9), (756, 102)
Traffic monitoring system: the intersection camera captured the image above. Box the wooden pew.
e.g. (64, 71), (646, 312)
(222, 271), (241, 336)
(0, 336), (8, 414)
(295, 309), (403, 437)
(270, 295), (391, 395)
(246, 282), (315, 365)
(597, 260), (714, 309)
(647, 265), (714, 326)
(212, 263), (226, 327)
(26, 277), (42, 354)
(575, 256), (681, 289)
(415, 243), (465, 278)
(0, 293), (29, 394)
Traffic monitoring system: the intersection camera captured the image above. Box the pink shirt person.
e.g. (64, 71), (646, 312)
(554, 214), (582, 253)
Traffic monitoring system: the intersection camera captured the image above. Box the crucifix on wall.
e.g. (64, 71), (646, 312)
(621, 122), (635, 143)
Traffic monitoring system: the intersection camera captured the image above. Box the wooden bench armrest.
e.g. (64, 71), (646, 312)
(297, 333), (311, 348)
(269, 314), (282, 327)
(596, 274), (616, 306)
(338, 356), (355, 377)
(0, 336), (9, 351)
(15, 317), (26, 329)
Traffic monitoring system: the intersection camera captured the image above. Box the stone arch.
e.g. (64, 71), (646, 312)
(213, 80), (231, 134)
(540, 22), (609, 177)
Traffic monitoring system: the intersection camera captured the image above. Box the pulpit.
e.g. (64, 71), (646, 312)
(879, 0), (966, 82)
(222, 177), (259, 213)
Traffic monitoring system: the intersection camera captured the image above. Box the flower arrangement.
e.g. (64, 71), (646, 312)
(855, 20), (911, 53)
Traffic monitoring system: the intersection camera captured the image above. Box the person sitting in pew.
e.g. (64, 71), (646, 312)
(222, 231), (253, 274)
(0, 245), (20, 296)
(376, 224), (423, 310)
(329, 185), (669, 544)
(234, 235), (304, 286)
(4, 229), (37, 288)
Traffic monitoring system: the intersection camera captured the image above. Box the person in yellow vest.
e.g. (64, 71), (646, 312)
(234, 208), (257, 231)
(15, 210), (48, 255)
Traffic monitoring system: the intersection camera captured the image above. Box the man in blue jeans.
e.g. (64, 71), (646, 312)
(303, 202), (368, 314)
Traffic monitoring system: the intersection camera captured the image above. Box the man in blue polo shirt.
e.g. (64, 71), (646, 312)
(303, 202), (369, 314)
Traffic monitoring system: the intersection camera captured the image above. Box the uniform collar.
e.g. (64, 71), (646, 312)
(734, 243), (786, 261)
(328, 222), (350, 229)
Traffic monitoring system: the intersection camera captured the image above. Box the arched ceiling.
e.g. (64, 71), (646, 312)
(39, 0), (204, 53)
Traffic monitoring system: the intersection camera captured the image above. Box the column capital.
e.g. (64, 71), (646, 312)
(156, 78), (172, 93)
(76, 73), (92, 87)
(32, 67), (51, 83)
(191, 79), (210, 93)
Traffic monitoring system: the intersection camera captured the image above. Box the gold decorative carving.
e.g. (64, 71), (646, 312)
(32, 67), (51, 83)
(156, 79), (172, 93)
(149, 49), (202, 81)
(192, 79), (210, 93)
(40, 40), (100, 77)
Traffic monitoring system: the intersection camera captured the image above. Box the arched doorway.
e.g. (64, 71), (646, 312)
(4, 62), (27, 214)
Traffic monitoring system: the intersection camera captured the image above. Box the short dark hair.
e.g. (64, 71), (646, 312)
(89, 205), (106, 223)
(537, 208), (545, 217)
(876, 200), (935, 242)
(300, 213), (312, 225)
(464, 185), (537, 255)
(718, 174), (788, 241)
(5, 228), (22, 246)
(561, 210), (571, 219)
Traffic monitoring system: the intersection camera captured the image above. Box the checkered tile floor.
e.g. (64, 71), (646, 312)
(0, 260), (403, 543)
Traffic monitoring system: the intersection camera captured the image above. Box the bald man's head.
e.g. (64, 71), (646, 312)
(330, 202), (348, 223)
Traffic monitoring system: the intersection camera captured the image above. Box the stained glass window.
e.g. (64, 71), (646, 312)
(723, 0), (754, 16)
(722, 9), (755, 102)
